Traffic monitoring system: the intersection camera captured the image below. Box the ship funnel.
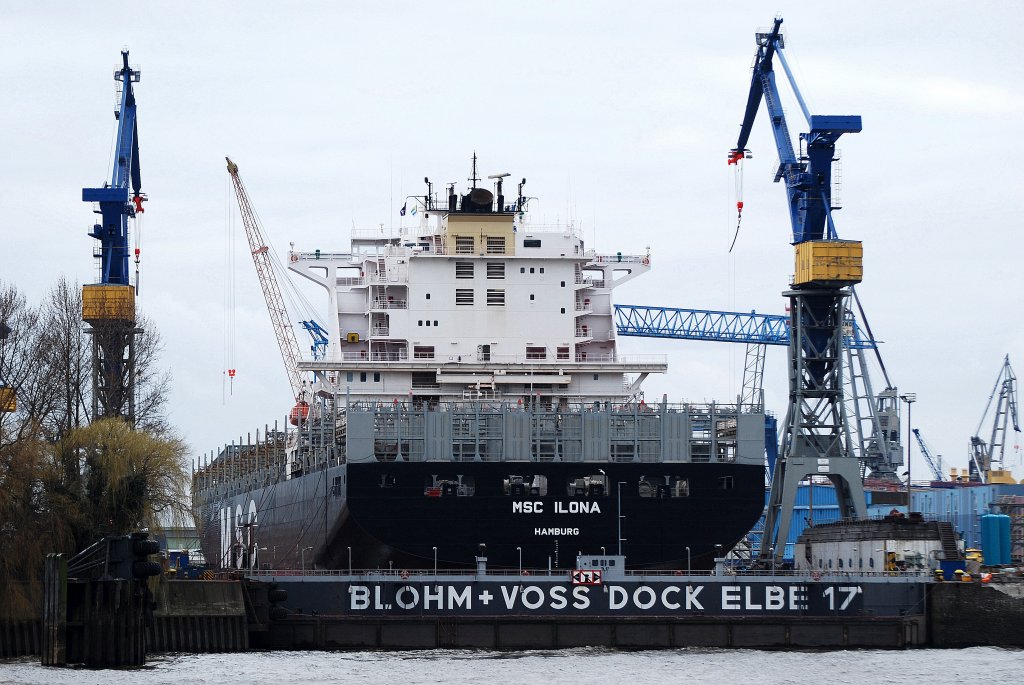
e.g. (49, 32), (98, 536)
(463, 187), (494, 212)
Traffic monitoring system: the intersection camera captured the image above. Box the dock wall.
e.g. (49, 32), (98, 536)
(147, 580), (250, 653)
(929, 582), (1024, 647)
(256, 615), (925, 650)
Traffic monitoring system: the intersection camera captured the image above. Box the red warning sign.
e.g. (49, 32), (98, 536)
(571, 569), (603, 586)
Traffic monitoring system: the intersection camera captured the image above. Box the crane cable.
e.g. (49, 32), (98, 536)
(728, 156), (744, 253)
(224, 174), (237, 399)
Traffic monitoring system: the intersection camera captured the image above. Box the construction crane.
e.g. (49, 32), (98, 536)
(81, 51), (145, 423)
(728, 17), (868, 563)
(225, 158), (308, 414)
(912, 428), (945, 482)
(969, 355), (1020, 483)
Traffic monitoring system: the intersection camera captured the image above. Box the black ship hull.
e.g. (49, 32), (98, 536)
(196, 461), (765, 571)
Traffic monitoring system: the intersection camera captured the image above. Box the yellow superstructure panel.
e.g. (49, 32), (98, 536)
(443, 214), (516, 256)
(794, 240), (863, 286)
(82, 284), (136, 322)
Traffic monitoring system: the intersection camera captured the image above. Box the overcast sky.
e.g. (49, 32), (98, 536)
(2, 1), (1022, 480)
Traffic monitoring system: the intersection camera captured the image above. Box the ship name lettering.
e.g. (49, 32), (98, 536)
(607, 585), (670, 611)
(533, 527), (580, 536)
(685, 584), (704, 610)
(512, 501), (543, 514)
(549, 585), (568, 610)
(554, 501), (602, 514)
(501, 584), (588, 610)
(721, 585), (807, 610)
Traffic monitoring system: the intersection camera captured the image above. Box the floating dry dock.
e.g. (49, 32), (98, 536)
(243, 556), (933, 650)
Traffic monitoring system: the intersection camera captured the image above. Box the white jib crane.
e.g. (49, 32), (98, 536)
(225, 157), (306, 405)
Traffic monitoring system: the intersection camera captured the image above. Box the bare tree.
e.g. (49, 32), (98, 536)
(0, 280), (188, 620)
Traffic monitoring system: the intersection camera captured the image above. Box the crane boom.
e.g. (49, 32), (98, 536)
(969, 355), (1020, 482)
(82, 51), (144, 286)
(728, 17), (861, 244)
(225, 157), (305, 401)
(912, 428), (944, 482)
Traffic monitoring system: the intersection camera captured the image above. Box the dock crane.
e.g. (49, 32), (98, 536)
(911, 428), (945, 482)
(81, 51), (145, 423)
(727, 18), (868, 563)
(969, 355), (1020, 483)
(225, 158), (309, 421)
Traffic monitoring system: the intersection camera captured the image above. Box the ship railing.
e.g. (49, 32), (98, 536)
(368, 274), (407, 284)
(293, 251), (353, 261)
(574, 276), (606, 288)
(343, 399), (753, 413)
(371, 299), (408, 310)
(336, 277), (365, 286)
(323, 353), (667, 366)
(340, 352), (410, 362)
(243, 568), (932, 580)
(589, 254), (648, 265)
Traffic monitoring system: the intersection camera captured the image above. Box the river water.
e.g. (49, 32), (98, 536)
(1, 648), (1022, 685)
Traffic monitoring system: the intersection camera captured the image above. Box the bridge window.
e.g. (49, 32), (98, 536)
(486, 289), (505, 306)
(524, 239), (541, 248)
(486, 237), (506, 254)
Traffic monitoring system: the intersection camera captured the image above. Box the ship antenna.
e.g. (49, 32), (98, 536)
(468, 152), (479, 189)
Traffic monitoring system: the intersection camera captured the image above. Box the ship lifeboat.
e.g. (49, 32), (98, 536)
(289, 400), (310, 425)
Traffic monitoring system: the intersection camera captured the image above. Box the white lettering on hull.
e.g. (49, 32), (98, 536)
(514, 501), (602, 514)
(346, 583), (863, 613)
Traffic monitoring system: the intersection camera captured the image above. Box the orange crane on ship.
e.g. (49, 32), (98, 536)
(225, 157), (309, 423)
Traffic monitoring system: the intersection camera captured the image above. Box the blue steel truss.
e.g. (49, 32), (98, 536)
(613, 304), (876, 350)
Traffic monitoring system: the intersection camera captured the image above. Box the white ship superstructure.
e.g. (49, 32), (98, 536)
(289, 165), (665, 406)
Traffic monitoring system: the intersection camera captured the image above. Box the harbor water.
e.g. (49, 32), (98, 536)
(2, 647), (1022, 685)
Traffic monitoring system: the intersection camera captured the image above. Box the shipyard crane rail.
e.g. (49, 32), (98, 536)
(912, 428), (945, 482)
(225, 157), (306, 403)
(969, 355), (1020, 482)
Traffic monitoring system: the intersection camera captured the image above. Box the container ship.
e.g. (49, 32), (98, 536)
(192, 158), (768, 572)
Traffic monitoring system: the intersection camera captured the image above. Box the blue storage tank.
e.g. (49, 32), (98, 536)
(997, 514), (1012, 565)
(980, 514), (1000, 566)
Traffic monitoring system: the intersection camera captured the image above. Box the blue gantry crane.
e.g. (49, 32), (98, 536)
(81, 51), (145, 423)
(613, 305), (876, 349)
(727, 17), (869, 563)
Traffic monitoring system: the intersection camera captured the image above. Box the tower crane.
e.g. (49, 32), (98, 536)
(81, 51), (145, 423)
(911, 428), (945, 482)
(728, 17), (868, 563)
(969, 355), (1020, 483)
(225, 158), (308, 417)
